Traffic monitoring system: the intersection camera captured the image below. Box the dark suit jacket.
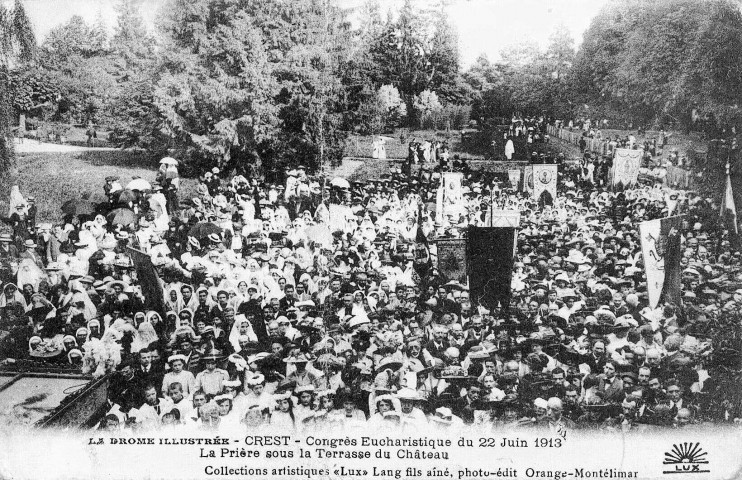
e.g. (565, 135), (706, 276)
(598, 375), (625, 404)
(135, 366), (165, 397)
(425, 339), (449, 360)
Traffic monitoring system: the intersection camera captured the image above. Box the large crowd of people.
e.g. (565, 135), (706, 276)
(0, 128), (741, 435)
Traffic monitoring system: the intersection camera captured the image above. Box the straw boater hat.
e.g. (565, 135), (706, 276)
(200, 350), (223, 362)
(283, 352), (314, 363)
(430, 407), (454, 424)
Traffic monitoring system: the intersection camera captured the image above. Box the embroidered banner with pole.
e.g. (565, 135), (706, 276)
(612, 148), (642, 188)
(435, 238), (467, 284)
(532, 164), (557, 203)
(639, 215), (683, 309)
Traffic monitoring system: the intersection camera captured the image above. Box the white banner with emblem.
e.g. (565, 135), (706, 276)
(532, 164), (557, 202)
(507, 169), (521, 189)
(440, 172), (465, 221)
(612, 148), (642, 187)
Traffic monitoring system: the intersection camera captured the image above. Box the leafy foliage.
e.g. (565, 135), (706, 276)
(570, 0), (742, 128)
(10, 71), (58, 114)
(154, 0), (278, 173)
(39, 15), (107, 66)
(0, 0), (37, 173)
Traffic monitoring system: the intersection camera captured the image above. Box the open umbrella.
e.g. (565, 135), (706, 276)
(188, 222), (222, 240)
(330, 177), (350, 189)
(61, 198), (94, 216)
(116, 189), (138, 204)
(106, 208), (137, 226)
(159, 157), (178, 166)
(126, 179), (152, 191)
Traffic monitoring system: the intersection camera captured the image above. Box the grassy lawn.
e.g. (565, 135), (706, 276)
(3, 150), (197, 223)
(343, 128), (479, 160)
(22, 123), (114, 148)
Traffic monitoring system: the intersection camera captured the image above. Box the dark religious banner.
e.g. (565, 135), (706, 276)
(467, 226), (516, 311)
(639, 215), (683, 308)
(127, 247), (166, 316)
(435, 238), (467, 284)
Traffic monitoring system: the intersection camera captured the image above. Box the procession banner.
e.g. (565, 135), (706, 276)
(639, 215), (684, 308)
(434, 237), (467, 284)
(522, 165), (533, 194)
(127, 247), (167, 316)
(532, 164), (557, 202)
(488, 209), (520, 228)
(507, 169), (521, 189)
(612, 148), (642, 188)
(441, 172), (465, 220)
(467, 226), (516, 310)
(435, 182), (444, 225)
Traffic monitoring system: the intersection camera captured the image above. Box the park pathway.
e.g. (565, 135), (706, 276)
(14, 141), (116, 153)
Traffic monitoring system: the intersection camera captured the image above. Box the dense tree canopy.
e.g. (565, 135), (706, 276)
(0, 0), (36, 173)
(6, 0), (742, 175)
(569, 0), (742, 128)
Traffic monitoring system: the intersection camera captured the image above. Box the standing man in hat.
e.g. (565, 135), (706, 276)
(20, 238), (44, 270)
(25, 196), (37, 231)
(0, 233), (18, 284)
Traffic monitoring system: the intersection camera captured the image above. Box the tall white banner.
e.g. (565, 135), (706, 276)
(522, 165), (533, 194)
(507, 169), (521, 189)
(612, 148), (642, 187)
(435, 182), (443, 225)
(532, 164), (557, 202)
(441, 172), (465, 221)
(639, 219), (662, 309)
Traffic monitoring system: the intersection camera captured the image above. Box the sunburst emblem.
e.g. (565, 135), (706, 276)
(663, 442), (710, 475)
(664, 442), (708, 464)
